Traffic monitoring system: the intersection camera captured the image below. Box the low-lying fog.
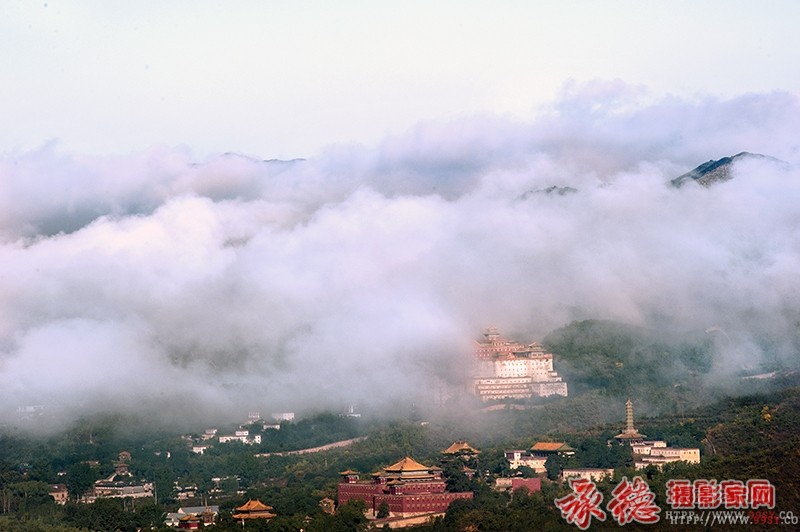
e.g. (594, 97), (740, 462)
(2, 84), (799, 429)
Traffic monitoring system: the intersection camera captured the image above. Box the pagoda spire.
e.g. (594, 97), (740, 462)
(615, 398), (646, 443)
(625, 398), (635, 433)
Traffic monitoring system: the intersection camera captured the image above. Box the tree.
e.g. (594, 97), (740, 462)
(544, 455), (562, 481)
(516, 465), (536, 478)
(442, 459), (471, 492)
(63, 498), (133, 531)
(131, 500), (165, 529)
(0, 517), (84, 532)
(5, 481), (55, 518)
(329, 499), (368, 531)
(65, 463), (98, 501)
(376, 501), (390, 518)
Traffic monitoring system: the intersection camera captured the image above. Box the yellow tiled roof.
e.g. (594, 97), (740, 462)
(236, 499), (274, 512)
(232, 511), (276, 520)
(442, 441), (480, 454)
(615, 431), (645, 439)
(531, 442), (573, 452)
(385, 456), (429, 472)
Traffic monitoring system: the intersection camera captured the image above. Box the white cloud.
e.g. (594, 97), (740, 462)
(2, 87), (800, 425)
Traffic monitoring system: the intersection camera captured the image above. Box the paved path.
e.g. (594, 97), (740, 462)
(255, 436), (367, 457)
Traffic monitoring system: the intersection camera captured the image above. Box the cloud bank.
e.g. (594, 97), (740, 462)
(2, 84), (800, 426)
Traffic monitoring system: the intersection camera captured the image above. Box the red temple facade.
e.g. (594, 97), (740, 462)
(338, 457), (473, 517)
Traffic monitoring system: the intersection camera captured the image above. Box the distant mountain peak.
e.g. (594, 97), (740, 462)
(671, 152), (783, 188)
(519, 185), (579, 200)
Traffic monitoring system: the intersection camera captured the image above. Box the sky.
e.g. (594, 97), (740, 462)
(2, 2), (800, 427)
(3, 1), (800, 159)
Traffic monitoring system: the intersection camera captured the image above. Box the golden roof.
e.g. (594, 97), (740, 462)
(232, 511), (276, 520)
(235, 499), (274, 512)
(395, 473), (435, 479)
(338, 469), (359, 475)
(384, 456), (430, 472)
(531, 442), (574, 452)
(615, 430), (646, 439)
(442, 441), (480, 454)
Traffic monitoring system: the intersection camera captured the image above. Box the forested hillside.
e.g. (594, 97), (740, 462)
(2, 386), (800, 530)
(3, 318), (800, 530)
(543, 319), (800, 413)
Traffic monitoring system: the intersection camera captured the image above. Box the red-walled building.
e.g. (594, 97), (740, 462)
(338, 457), (473, 517)
(493, 476), (543, 493)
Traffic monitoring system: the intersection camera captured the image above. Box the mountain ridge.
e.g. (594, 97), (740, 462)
(671, 151), (786, 188)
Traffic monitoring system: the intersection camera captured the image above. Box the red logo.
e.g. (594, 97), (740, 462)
(607, 476), (661, 525)
(555, 478), (607, 530)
